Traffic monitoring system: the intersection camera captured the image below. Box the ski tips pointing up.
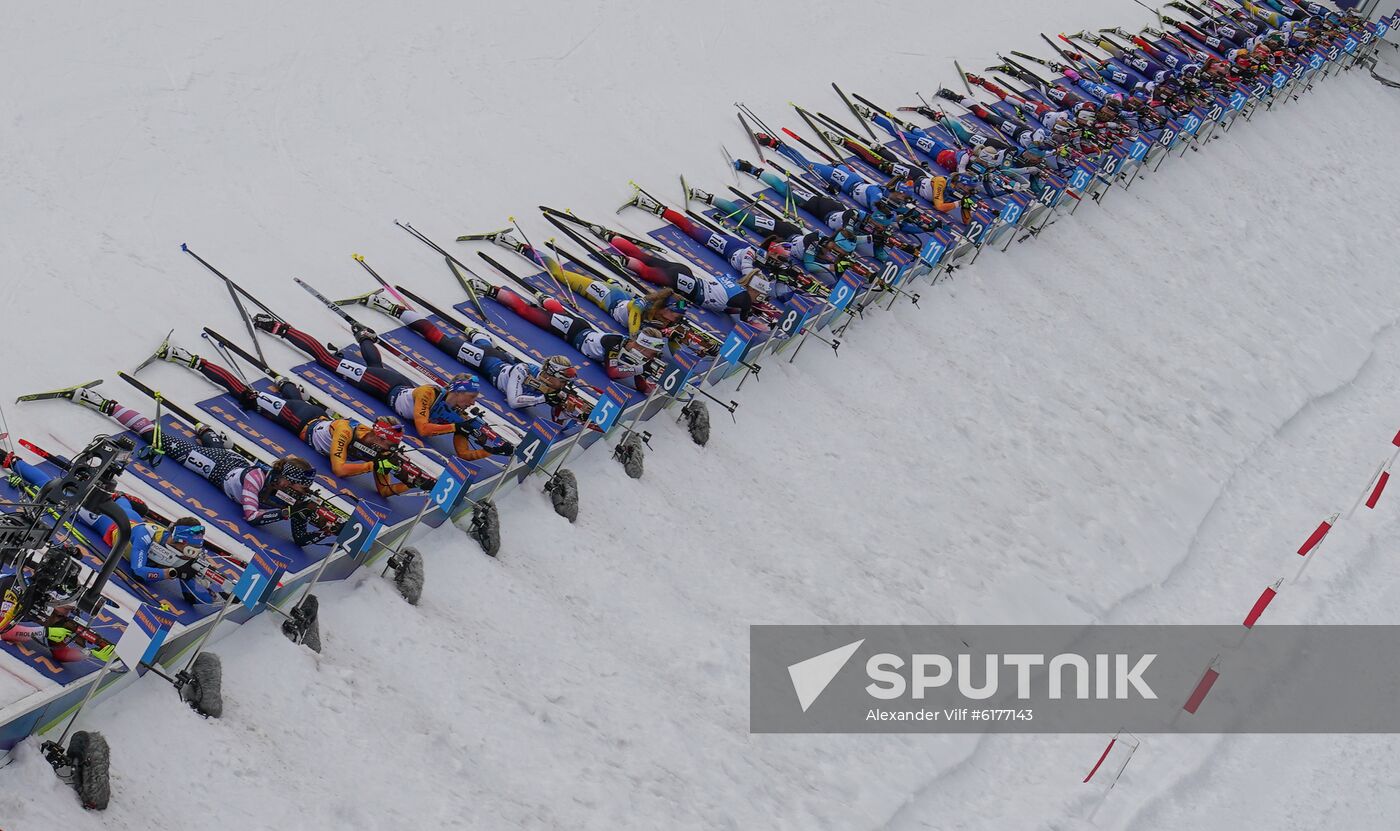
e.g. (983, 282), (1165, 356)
(352, 253), (365, 262)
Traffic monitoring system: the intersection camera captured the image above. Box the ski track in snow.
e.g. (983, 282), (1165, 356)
(880, 73), (1400, 831)
(2, 3), (1400, 829)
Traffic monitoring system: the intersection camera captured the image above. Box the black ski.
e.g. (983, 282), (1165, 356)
(292, 277), (448, 386)
(181, 244), (274, 366)
(831, 82), (879, 142)
(15, 379), (104, 404)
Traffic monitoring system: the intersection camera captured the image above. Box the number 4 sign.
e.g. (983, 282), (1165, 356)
(514, 418), (563, 471)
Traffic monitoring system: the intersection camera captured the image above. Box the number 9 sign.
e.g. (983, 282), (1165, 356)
(828, 273), (862, 312)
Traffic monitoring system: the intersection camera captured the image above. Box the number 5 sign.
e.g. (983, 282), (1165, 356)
(586, 386), (628, 432)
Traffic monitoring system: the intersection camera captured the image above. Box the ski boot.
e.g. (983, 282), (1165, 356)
(599, 249), (631, 272)
(465, 275), (499, 300)
(620, 190), (665, 216)
(687, 186), (715, 205)
(349, 321), (378, 344)
(733, 158), (765, 178)
(251, 313), (290, 337)
(361, 289), (405, 318)
(158, 344), (202, 369)
(68, 385), (115, 415)
(753, 132), (783, 150)
(493, 230), (530, 253)
(934, 88), (965, 104)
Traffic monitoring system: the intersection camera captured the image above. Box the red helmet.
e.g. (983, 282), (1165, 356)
(371, 415), (404, 444)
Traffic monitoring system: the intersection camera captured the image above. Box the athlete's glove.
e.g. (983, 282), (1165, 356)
(374, 457), (401, 475)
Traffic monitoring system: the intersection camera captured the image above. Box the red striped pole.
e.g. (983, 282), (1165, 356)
(1366, 470), (1390, 509)
(1297, 518), (1334, 556)
(1183, 659), (1221, 715)
(1083, 737), (1116, 782)
(1243, 581), (1282, 628)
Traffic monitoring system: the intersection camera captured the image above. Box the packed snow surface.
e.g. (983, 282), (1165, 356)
(3, 1), (1400, 829)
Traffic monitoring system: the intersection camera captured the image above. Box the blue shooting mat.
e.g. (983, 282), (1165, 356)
(119, 418), (319, 572)
(447, 292), (646, 408)
(195, 385), (428, 527)
(0, 599), (125, 686)
(1, 465), (240, 626)
(497, 256), (714, 374)
(283, 341), (509, 469)
(554, 246), (737, 344)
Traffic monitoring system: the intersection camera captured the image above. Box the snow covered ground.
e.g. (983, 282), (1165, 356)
(3, 1), (1400, 829)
